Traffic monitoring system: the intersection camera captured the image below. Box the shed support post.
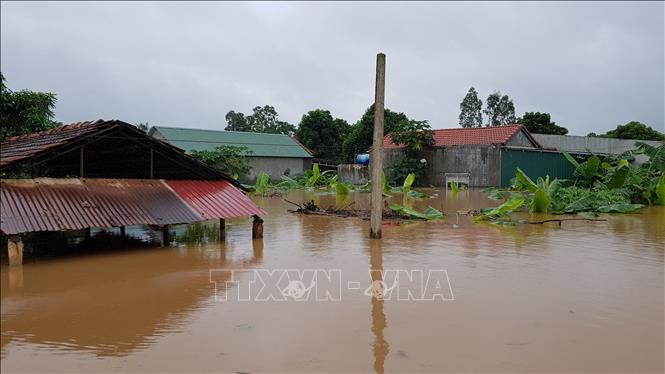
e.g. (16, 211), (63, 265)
(85, 227), (92, 241)
(220, 218), (226, 241)
(252, 215), (263, 239)
(120, 226), (126, 239)
(370, 53), (386, 239)
(162, 225), (170, 247)
(7, 235), (24, 266)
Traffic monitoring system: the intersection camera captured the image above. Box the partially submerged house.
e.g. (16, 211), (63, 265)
(1, 120), (266, 265)
(148, 126), (313, 182)
(384, 125), (577, 187)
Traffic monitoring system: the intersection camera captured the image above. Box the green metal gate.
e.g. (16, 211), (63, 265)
(500, 148), (577, 187)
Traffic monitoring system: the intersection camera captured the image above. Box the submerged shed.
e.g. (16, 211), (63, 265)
(0, 120), (266, 265)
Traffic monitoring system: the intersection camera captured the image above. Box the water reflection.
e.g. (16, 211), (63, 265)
(0, 240), (262, 358)
(369, 239), (389, 373)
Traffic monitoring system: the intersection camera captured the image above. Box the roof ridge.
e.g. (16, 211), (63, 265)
(3, 119), (109, 142)
(154, 126), (292, 138)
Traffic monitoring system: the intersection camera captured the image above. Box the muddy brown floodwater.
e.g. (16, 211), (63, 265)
(1, 189), (664, 372)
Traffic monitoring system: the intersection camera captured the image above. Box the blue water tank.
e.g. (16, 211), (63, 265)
(356, 153), (370, 165)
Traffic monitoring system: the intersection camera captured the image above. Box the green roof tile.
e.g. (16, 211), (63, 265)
(150, 126), (312, 158)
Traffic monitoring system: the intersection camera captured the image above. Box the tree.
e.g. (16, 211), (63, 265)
(517, 112), (568, 135)
(190, 145), (253, 180)
(0, 72), (61, 140)
(385, 119), (434, 185)
(389, 120), (435, 152)
(601, 121), (665, 141)
(341, 104), (410, 163)
(295, 109), (350, 163)
(483, 92), (516, 126)
(224, 105), (296, 135)
(224, 111), (251, 132)
(459, 87), (483, 128)
(135, 122), (150, 132)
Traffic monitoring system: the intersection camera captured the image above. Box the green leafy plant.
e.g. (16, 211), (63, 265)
(254, 171), (271, 195)
(389, 203), (443, 220)
(474, 196), (526, 221)
(190, 145), (253, 179)
(306, 163), (321, 188)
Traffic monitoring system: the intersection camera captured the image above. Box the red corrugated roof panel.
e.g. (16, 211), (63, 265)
(0, 179), (202, 235)
(166, 180), (266, 219)
(384, 125), (540, 148)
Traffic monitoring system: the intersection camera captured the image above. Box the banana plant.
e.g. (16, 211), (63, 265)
(305, 163), (321, 188)
(564, 152), (601, 187)
(254, 171), (271, 195)
(515, 168), (560, 213)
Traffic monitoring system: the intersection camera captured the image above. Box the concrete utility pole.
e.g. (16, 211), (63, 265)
(370, 53), (386, 239)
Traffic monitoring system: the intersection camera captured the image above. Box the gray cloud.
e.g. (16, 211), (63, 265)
(1, 1), (663, 135)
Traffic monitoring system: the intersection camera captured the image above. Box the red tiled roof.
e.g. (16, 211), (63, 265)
(383, 125), (540, 148)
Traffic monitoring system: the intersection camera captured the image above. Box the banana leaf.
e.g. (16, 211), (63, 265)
(402, 173), (415, 194)
(530, 188), (551, 213)
(450, 180), (459, 193)
(333, 182), (351, 196)
(563, 152), (581, 168)
(596, 203), (644, 213)
(606, 165), (630, 189)
(254, 171), (270, 194)
(389, 203), (443, 220)
(381, 171), (391, 195)
(474, 196), (525, 221)
(516, 168), (538, 192)
(407, 190), (429, 199)
(654, 174), (665, 205)
(306, 163), (320, 187)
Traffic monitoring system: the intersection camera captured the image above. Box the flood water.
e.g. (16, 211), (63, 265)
(2, 189), (664, 372)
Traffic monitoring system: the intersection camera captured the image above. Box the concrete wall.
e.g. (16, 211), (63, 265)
(384, 145), (501, 187)
(533, 134), (664, 163)
(243, 157), (309, 183)
(337, 164), (370, 185)
(507, 130), (537, 147)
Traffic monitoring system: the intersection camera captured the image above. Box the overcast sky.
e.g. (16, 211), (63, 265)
(1, 1), (663, 135)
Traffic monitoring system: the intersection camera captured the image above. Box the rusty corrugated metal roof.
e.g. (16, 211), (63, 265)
(1, 179), (200, 235)
(0, 120), (241, 187)
(84, 179), (201, 225)
(166, 180), (266, 219)
(0, 120), (112, 167)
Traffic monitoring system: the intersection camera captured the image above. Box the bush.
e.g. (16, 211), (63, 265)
(386, 156), (427, 186)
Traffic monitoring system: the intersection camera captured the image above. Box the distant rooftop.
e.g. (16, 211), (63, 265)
(149, 126), (313, 158)
(384, 125), (541, 148)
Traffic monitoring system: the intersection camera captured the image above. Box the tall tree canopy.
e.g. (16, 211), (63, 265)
(295, 109), (350, 163)
(0, 72), (61, 140)
(601, 121), (665, 141)
(483, 92), (516, 126)
(517, 112), (568, 135)
(459, 87), (483, 128)
(341, 104), (410, 163)
(224, 105), (295, 135)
